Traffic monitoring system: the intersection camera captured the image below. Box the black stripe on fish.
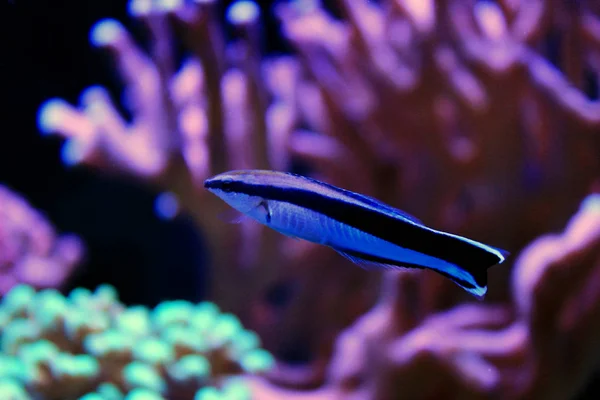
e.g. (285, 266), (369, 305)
(288, 173), (423, 224)
(213, 180), (502, 283)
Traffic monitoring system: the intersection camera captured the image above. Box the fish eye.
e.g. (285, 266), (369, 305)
(220, 179), (234, 193)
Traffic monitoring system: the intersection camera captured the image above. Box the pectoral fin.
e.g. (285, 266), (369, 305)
(217, 199), (271, 224)
(260, 201), (272, 223)
(218, 210), (251, 224)
(246, 200), (272, 224)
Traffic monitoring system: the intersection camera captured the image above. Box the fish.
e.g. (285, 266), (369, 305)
(204, 170), (509, 297)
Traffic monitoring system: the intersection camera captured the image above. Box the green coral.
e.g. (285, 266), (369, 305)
(0, 284), (273, 399)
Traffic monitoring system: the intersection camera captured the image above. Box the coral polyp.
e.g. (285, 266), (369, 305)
(0, 284), (273, 399)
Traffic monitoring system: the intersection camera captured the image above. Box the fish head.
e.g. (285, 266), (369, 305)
(204, 170), (269, 218)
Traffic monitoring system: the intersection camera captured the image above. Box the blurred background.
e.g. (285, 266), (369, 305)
(1, 0), (599, 399)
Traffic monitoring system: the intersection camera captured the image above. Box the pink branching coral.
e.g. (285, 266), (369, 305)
(0, 185), (83, 294)
(36, 0), (600, 398)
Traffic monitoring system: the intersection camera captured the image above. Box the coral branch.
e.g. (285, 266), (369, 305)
(0, 186), (83, 294)
(512, 194), (600, 399)
(35, 0), (600, 397)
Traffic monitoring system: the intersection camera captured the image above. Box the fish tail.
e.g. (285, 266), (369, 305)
(414, 259), (487, 298)
(452, 246), (508, 297)
(454, 263), (488, 298)
(491, 246), (510, 259)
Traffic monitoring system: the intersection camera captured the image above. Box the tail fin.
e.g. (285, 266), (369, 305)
(491, 246), (511, 259)
(435, 266), (488, 299)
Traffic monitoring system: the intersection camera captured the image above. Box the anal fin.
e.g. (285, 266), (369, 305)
(218, 210), (251, 224)
(336, 249), (406, 271)
(335, 248), (488, 298)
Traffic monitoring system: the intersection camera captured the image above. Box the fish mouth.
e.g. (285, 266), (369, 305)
(203, 178), (216, 189)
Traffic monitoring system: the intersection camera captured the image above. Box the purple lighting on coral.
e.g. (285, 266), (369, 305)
(474, 1), (507, 40)
(582, 194), (600, 212)
(38, 98), (95, 141)
(226, 1), (259, 25)
(289, 0), (320, 15)
(90, 19), (124, 47)
(61, 139), (85, 166)
(155, 0), (182, 12)
(37, 99), (68, 135)
(0, 187), (84, 293)
(128, 0), (152, 17)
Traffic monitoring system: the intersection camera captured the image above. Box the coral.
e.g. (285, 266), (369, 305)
(509, 193), (600, 399)
(36, 0), (376, 372)
(272, 0), (600, 384)
(35, 0), (600, 398)
(0, 283), (273, 399)
(248, 194), (600, 400)
(0, 185), (83, 295)
(278, 0), (600, 255)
